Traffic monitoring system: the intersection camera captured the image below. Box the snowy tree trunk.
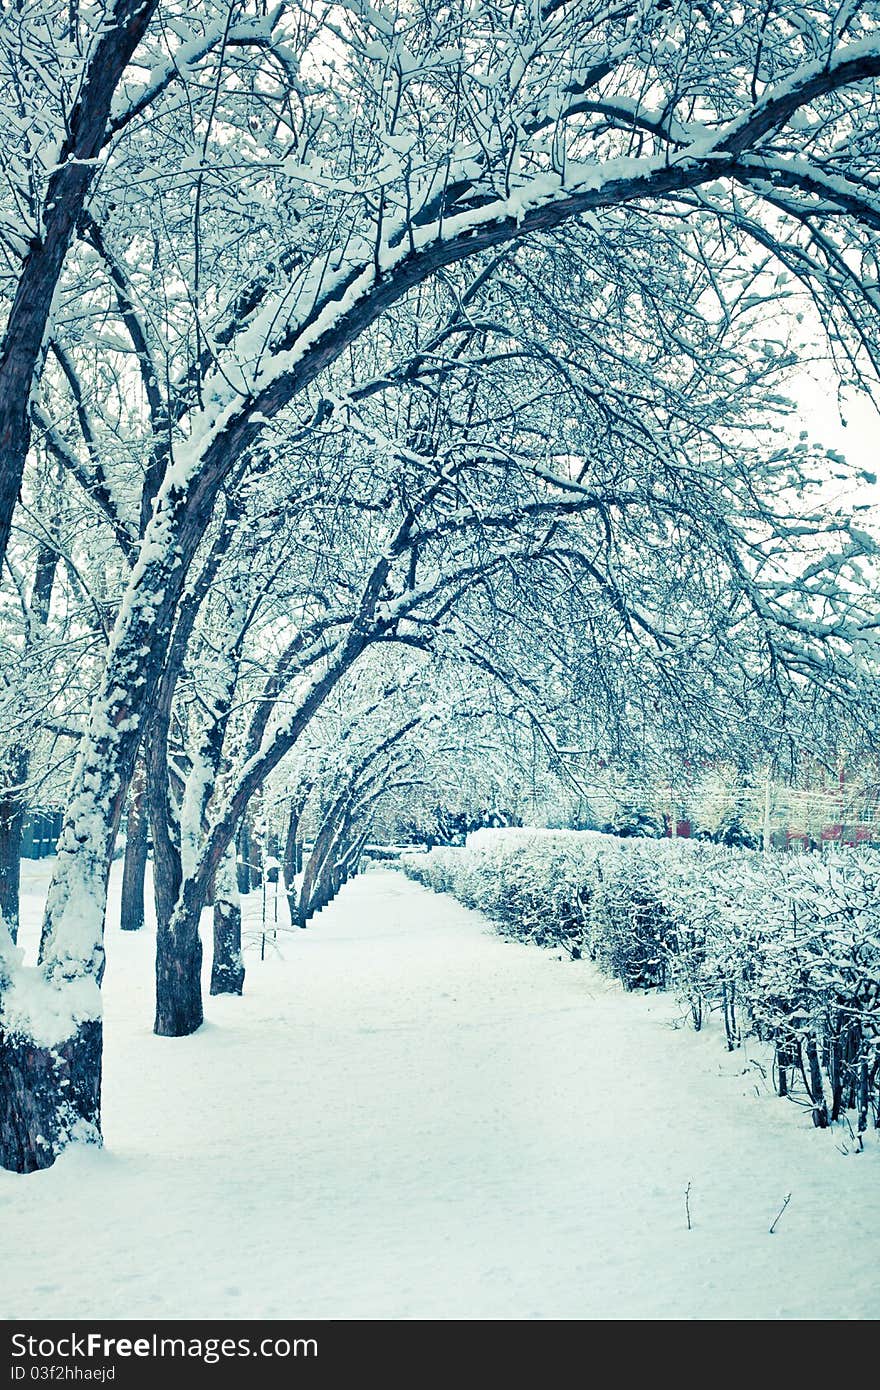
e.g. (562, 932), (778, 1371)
(210, 847), (244, 997)
(0, 1012), (102, 1174)
(149, 784), (182, 942)
(0, 790), (24, 945)
(299, 810), (342, 923)
(151, 795), (206, 1034)
(236, 822), (251, 896)
(3, 737), (126, 1171)
(321, 834), (348, 908)
(154, 889), (204, 1038)
(297, 838), (323, 926)
(154, 631), (372, 1025)
(120, 765), (148, 932)
(266, 830), (279, 883)
(283, 804), (302, 928)
(341, 830), (368, 884)
(9, 508), (198, 1163)
(805, 1035), (829, 1129)
(248, 817), (263, 891)
(154, 819), (241, 1032)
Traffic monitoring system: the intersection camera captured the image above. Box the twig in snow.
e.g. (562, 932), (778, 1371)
(769, 1193), (792, 1235)
(685, 1181), (692, 1231)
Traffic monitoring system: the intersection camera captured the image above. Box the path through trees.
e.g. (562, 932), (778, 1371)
(2, 863), (877, 1319)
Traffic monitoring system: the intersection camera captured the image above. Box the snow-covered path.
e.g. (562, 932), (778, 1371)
(3, 866), (879, 1320)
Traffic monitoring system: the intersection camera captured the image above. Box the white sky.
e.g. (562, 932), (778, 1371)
(789, 370), (880, 514)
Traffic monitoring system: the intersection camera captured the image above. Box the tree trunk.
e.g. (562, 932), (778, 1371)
(298, 809), (341, 924)
(120, 765), (148, 932)
(236, 821), (251, 895)
(776, 1040), (789, 1098)
(149, 786), (182, 937)
(283, 803), (301, 927)
(210, 848), (244, 996)
(0, 744), (30, 943)
(266, 828), (279, 883)
(19, 746), (123, 1171)
(0, 1005), (102, 1173)
(297, 846), (320, 925)
(154, 909), (203, 1038)
(805, 1034), (829, 1128)
(0, 795), (23, 944)
(248, 816), (263, 891)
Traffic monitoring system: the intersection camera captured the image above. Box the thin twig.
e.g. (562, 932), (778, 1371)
(769, 1193), (792, 1234)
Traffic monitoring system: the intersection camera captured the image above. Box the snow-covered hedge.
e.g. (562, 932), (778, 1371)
(404, 830), (614, 954)
(400, 833), (880, 1137)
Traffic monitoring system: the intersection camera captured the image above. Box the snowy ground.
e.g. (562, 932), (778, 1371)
(3, 859), (879, 1321)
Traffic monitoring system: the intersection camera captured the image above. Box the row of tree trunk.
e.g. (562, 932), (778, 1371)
(31, 774), (362, 990)
(1, 711), (371, 1172)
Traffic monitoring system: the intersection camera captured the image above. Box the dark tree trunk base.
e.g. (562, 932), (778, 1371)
(154, 926), (203, 1037)
(0, 1018), (102, 1173)
(210, 897), (245, 996)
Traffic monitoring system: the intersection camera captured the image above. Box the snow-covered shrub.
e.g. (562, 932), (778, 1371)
(738, 852), (880, 1129)
(588, 848), (672, 989)
(651, 841), (754, 1033)
(587, 839), (744, 1010)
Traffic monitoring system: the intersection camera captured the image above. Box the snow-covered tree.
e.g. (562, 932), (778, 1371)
(5, 0), (880, 1171)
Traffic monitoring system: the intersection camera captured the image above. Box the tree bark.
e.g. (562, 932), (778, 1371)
(283, 803), (301, 927)
(297, 836), (324, 926)
(266, 829), (279, 883)
(236, 822), (251, 895)
(120, 764), (148, 932)
(248, 815), (263, 891)
(149, 776), (182, 939)
(0, 1014), (102, 1174)
(805, 1034), (829, 1128)
(299, 809), (344, 923)
(0, 793), (24, 944)
(210, 848), (244, 996)
(154, 908), (203, 1038)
